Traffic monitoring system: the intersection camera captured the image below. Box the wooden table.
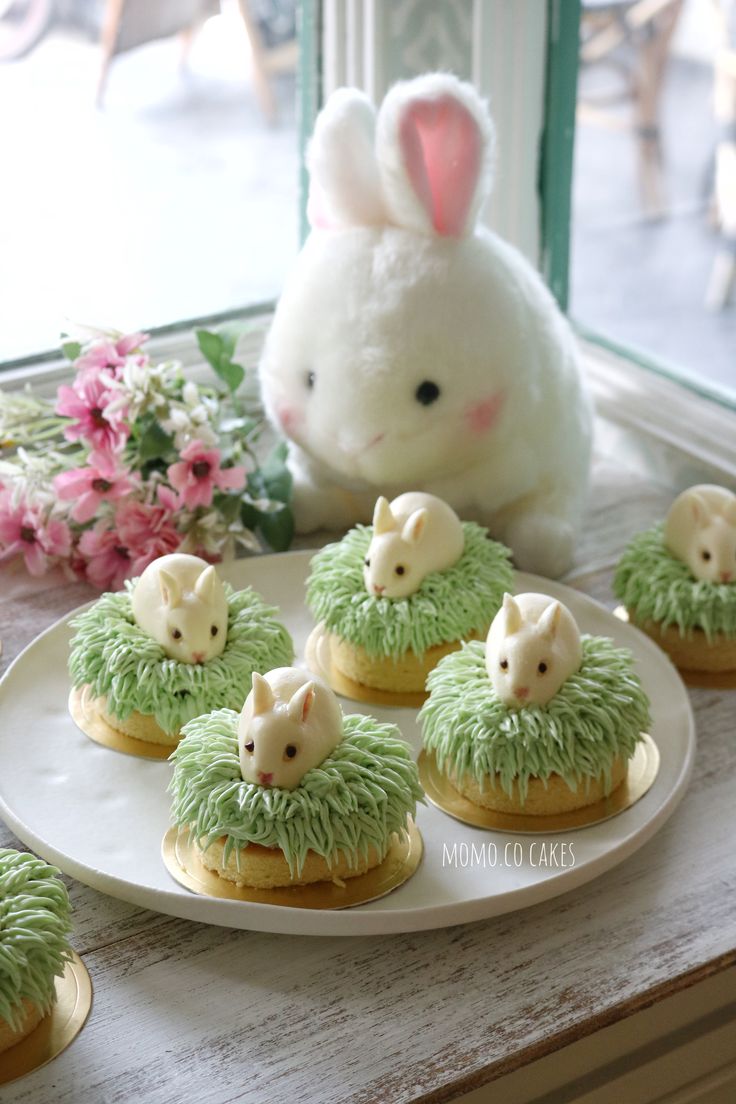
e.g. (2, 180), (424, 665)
(1, 456), (734, 1104)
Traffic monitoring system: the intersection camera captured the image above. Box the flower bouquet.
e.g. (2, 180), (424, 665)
(0, 327), (293, 587)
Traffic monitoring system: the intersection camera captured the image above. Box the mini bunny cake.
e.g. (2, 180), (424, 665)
(306, 492), (514, 696)
(0, 849), (73, 1054)
(169, 668), (423, 890)
(614, 484), (736, 674)
(260, 73), (592, 579)
(68, 553), (293, 747)
(420, 593), (650, 816)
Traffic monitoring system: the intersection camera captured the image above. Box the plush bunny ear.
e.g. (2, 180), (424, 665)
(502, 593), (522, 636)
(288, 681), (315, 724)
(373, 496), (395, 535)
(251, 672), (274, 716)
(159, 569), (182, 609)
(194, 564), (217, 602)
(307, 88), (386, 230)
(375, 73), (494, 237)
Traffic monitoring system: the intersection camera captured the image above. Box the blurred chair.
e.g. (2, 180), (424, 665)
(705, 0), (736, 310)
(579, 0), (684, 218)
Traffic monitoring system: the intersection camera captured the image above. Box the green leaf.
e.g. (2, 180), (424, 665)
(195, 329), (225, 369)
(138, 419), (174, 462)
(258, 440), (292, 505)
(217, 359), (246, 393)
(61, 341), (82, 362)
(196, 328), (246, 393)
(257, 505), (294, 552)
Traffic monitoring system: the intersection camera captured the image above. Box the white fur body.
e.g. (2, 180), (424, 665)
(259, 74), (592, 578)
(238, 668), (343, 790)
(486, 592), (582, 708)
(364, 492), (464, 598)
(131, 553), (228, 664)
(664, 484), (736, 584)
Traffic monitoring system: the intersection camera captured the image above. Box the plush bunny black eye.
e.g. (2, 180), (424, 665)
(415, 380), (440, 406)
(171, 628), (182, 640)
(244, 740), (254, 753)
(701, 550), (711, 561)
(284, 745), (297, 759)
(538, 661), (548, 675)
(211, 625), (218, 637)
(500, 659), (508, 671)
(395, 564), (406, 576)
(305, 371), (315, 390)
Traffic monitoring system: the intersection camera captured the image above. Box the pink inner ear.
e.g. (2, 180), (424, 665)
(398, 95), (481, 237)
(307, 181), (335, 230)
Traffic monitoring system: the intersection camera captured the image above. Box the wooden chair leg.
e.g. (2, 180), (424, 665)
(632, 0), (683, 218)
(96, 0), (127, 109)
(237, 0), (278, 126)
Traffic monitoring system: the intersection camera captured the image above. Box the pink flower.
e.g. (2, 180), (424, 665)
(0, 493), (71, 576)
(73, 332), (149, 381)
(78, 524), (134, 590)
(115, 497), (180, 574)
(56, 374), (129, 453)
(167, 439), (246, 510)
(54, 452), (138, 524)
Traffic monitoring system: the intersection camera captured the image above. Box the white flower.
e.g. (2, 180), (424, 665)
(0, 388), (50, 439)
(106, 358), (180, 421)
(160, 393), (218, 451)
(0, 448), (61, 509)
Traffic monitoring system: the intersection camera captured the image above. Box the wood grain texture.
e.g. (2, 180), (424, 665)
(1, 457), (734, 1104)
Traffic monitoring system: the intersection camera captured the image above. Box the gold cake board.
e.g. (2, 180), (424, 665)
(0, 953), (93, 1087)
(613, 607), (736, 689)
(304, 623), (428, 708)
(418, 735), (660, 834)
(69, 686), (176, 760)
(161, 820), (423, 910)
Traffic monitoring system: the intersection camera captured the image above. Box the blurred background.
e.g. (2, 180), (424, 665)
(0, 0), (733, 394)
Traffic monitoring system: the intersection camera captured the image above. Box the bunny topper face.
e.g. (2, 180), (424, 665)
(486, 593), (583, 708)
(670, 489), (736, 584)
(260, 76), (518, 488)
(238, 668), (343, 790)
(363, 497), (429, 599)
(157, 566), (228, 664)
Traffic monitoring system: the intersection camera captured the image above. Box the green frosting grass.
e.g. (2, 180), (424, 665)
(169, 710), (423, 877)
(614, 523), (736, 642)
(306, 522), (513, 659)
(419, 637), (650, 802)
(0, 849), (73, 1032)
(69, 584), (294, 735)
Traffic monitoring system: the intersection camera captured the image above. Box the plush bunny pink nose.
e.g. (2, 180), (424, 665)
(192, 652), (205, 664)
(721, 571), (732, 583)
(258, 771), (273, 786)
(514, 687), (529, 700)
(374, 584), (385, 595)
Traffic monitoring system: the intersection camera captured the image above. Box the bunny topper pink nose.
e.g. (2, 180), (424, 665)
(374, 584), (385, 595)
(722, 571), (733, 583)
(514, 687), (529, 700)
(258, 771), (274, 786)
(193, 652), (205, 664)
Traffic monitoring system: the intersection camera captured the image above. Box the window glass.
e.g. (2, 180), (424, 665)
(571, 0), (735, 397)
(0, 0), (298, 362)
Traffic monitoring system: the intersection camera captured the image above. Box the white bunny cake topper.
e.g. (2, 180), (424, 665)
(486, 592), (582, 708)
(131, 553), (229, 664)
(238, 668), (344, 790)
(364, 492), (464, 599)
(664, 484), (736, 585)
(260, 73), (592, 579)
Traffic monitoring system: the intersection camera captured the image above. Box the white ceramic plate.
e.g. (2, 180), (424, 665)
(0, 555), (695, 936)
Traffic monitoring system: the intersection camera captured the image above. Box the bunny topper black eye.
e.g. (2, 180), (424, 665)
(171, 628), (182, 640)
(364, 557), (370, 567)
(538, 661), (548, 675)
(244, 740), (255, 753)
(415, 380), (441, 406)
(500, 659), (508, 670)
(395, 564), (406, 576)
(284, 745), (298, 760)
(305, 370), (315, 390)
(701, 550), (711, 561)
(211, 625), (218, 637)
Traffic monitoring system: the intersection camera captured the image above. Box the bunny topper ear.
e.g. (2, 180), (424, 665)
(373, 496), (395, 535)
(307, 88), (386, 230)
(159, 569), (182, 609)
(723, 497), (736, 525)
(402, 508), (428, 546)
(689, 492), (709, 525)
(251, 672), (274, 716)
(288, 681), (316, 724)
(537, 601), (563, 642)
(375, 73), (495, 238)
(194, 564), (217, 602)
(502, 593), (522, 636)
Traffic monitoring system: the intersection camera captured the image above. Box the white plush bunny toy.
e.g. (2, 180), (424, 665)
(260, 73), (592, 577)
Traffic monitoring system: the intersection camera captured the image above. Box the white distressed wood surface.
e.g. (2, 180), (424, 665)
(0, 453), (734, 1104)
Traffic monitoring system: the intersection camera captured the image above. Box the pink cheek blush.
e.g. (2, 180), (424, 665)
(277, 405), (303, 436)
(464, 392), (505, 436)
